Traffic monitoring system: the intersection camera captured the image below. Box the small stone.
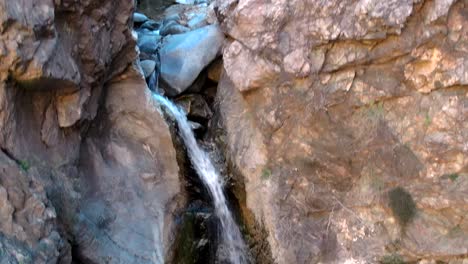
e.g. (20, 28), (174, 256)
(133, 12), (149, 24)
(140, 20), (161, 31)
(207, 59), (223, 82)
(188, 121), (204, 131)
(140, 60), (156, 78)
(175, 94), (213, 120)
(137, 32), (161, 54)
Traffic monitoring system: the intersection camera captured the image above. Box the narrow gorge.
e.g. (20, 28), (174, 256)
(0, 0), (467, 264)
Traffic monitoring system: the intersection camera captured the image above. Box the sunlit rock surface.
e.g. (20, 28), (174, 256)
(216, 0), (468, 263)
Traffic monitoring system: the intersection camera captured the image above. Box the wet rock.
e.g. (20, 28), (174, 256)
(140, 60), (157, 78)
(163, 13), (182, 24)
(187, 13), (208, 29)
(133, 12), (149, 23)
(189, 121), (204, 131)
(140, 20), (162, 31)
(137, 32), (162, 54)
(176, 94), (213, 120)
(159, 21), (191, 36)
(160, 25), (224, 96)
(186, 71), (207, 94)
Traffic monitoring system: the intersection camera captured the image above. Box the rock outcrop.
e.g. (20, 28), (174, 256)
(0, 0), (184, 263)
(215, 0), (467, 263)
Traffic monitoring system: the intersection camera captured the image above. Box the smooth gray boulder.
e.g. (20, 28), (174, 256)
(140, 60), (156, 78)
(160, 25), (224, 96)
(133, 12), (149, 23)
(137, 32), (161, 54)
(140, 20), (161, 31)
(187, 13), (208, 29)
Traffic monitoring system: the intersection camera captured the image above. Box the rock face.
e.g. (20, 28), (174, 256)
(0, 0), (184, 263)
(216, 0), (468, 263)
(76, 68), (183, 263)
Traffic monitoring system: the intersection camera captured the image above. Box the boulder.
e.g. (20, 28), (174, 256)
(160, 25), (224, 96)
(140, 20), (162, 31)
(133, 12), (149, 23)
(187, 13), (208, 29)
(137, 32), (161, 54)
(175, 94), (213, 120)
(76, 68), (184, 264)
(140, 60), (157, 78)
(159, 21), (191, 36)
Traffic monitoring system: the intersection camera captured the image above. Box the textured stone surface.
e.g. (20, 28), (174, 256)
(160, 24), (224, 96)
(216, 0), (468, 263)
(76, 67), (184, 264)
(0, 0), (184, 263)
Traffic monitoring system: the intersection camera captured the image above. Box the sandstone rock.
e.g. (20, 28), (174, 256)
(176, 94), (213, 120)
(0, 0), (179, 263)
(215, 0), (468, 263)
(140, 60), (157, 78)
(160, 25), (224, 96)
(223, 41), (280, 92)
(207, 59), (223, 83)
(76, 68), (184, 263)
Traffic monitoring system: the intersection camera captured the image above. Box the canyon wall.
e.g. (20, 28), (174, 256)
(215, 0), (467, 263)
(0, 0), (183, 263)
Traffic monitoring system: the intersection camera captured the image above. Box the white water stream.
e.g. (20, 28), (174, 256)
(153, 93), (248, 264)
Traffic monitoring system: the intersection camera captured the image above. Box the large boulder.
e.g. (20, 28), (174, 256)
(159, 25), (224, 96)
(215, 0), (468, 263)
(76, 68), (184, 264)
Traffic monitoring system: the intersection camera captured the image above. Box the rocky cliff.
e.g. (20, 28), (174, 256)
(215, 0), (467, 263)
(0, 0), (183, 263)
(0, 0), (467, 263)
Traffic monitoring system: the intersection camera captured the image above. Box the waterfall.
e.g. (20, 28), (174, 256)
(153, 93), (248, 264)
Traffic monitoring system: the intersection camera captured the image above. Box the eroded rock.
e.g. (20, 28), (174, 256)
(160, 25), (224, 96)
(215, 0), (468, 263)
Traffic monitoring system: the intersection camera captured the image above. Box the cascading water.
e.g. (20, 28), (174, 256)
(153, 93), (248, 264)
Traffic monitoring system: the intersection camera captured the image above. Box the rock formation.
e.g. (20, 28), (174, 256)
(215, 0), (467, 263)
(0, 0), (183, 263)
(0, 0), (467, 263)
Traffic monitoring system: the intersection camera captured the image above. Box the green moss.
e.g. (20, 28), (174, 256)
(261, 168), (272, 180)
(380, 254), (406, 264)
(448, 173), (459, 182)
(18, 160), (30, 172)
(368, 100), (385, 119)
(424, 112), (432, 127)
(388, 187), (416, 226)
